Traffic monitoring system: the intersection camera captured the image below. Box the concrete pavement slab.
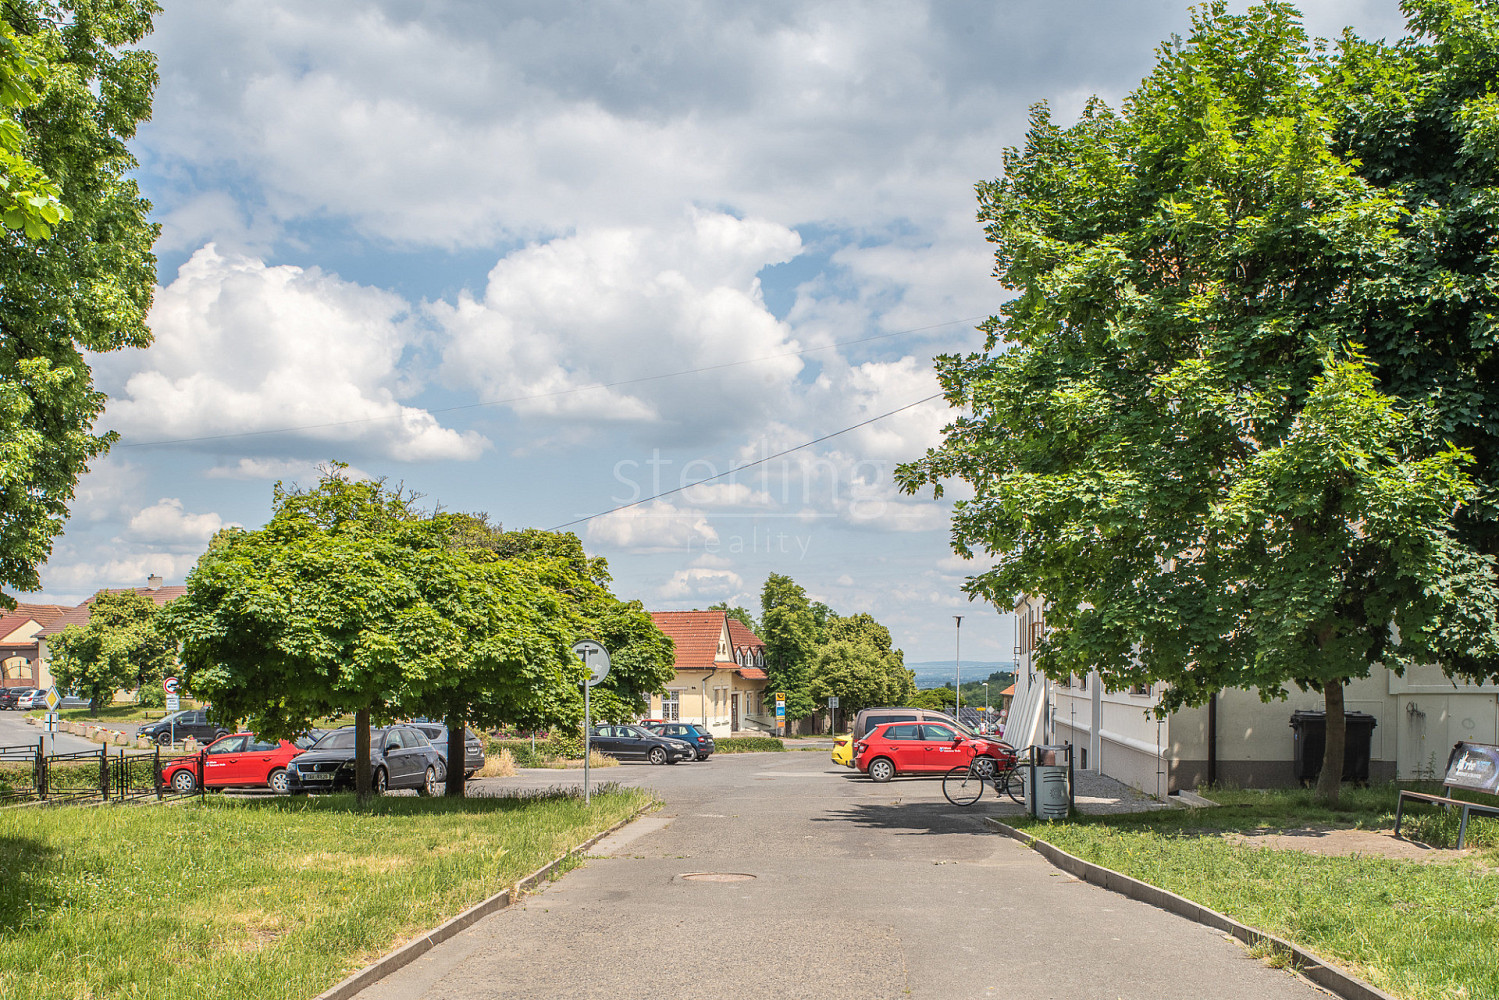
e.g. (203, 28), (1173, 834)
(348, 754), (1329, 1000)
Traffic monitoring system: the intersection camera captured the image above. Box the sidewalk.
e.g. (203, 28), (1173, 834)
(346, 754), (1326, 1000)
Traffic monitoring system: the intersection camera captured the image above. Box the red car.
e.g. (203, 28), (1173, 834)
(854, 720), (1014, 783)
(160, 732), (316, 795)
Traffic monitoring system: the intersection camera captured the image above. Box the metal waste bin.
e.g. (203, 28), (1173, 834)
(1024, 744), (1072, 819)
(1290, 710), (1377, 785)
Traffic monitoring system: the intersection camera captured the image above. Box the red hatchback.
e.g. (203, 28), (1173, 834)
(854, 721), (1013, 783)
(161, 732), (315, 795)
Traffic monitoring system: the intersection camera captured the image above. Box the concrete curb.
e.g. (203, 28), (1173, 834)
(985, 818), (1398, 1000)
(311, 804), (653, 1000)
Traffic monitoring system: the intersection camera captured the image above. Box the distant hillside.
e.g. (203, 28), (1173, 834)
(906, 660), (1015, 689)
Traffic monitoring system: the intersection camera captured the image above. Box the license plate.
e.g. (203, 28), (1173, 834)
(302, 773), (333, 781)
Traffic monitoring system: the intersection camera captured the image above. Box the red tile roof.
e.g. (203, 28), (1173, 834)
(737, 667), (767, 680)
(649, 610), (767, 674)
(0, 603), (71, 640)
(649, 610), (729, 671)
(34, 586), (188, 638)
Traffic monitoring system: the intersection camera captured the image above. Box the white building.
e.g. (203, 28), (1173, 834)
(1012, 594), (1499, 795)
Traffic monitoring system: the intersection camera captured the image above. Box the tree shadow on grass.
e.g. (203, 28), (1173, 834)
(0, 833), (58, 935)
(208, 782), (649, 819)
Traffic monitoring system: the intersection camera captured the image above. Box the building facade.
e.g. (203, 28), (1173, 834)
(646, 610), (772, 737)
(1012, 593), (1499, 795)
(0, 604), (71, 689)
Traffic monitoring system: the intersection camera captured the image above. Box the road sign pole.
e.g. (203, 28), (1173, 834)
(583, 678), (591, 806)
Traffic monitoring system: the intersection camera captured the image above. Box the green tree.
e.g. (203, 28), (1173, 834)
(708, 601), (758, 635)
(49, 590), (172, 715)
(164, 470), (582, 801)
(759, 573), (817, 722)
(0, 1), (159, 603)
(897, 1), (1496, 803)
(809, 641), (915, 719)
(911, 686), (954, 712)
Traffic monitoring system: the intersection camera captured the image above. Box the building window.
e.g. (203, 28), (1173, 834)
(662, 690), (681, 720)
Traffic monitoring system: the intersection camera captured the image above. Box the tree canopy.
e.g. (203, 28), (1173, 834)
(758, 573), (818, 721)
(50, 590), (172, 715)
(0, 0), (159, 603)
(897, 0), (1499, 800)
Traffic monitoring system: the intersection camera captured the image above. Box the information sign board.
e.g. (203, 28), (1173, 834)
(1446, 742), (1499, 795)
(166, 694), (180, 712)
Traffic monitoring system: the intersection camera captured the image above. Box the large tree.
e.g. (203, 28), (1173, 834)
(49, 590), (173, 715)
(164, 471), (583, 801)
(0, 1), (159, 604)
(898, 1), (1497, 802)
(759, 573), (818, 724)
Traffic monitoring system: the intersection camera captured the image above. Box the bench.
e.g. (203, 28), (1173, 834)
(1394, 741), (1499, 849)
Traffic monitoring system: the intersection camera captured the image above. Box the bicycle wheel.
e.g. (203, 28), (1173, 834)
(943, 765), (984, 806)
(1000, 764), (1025, 804)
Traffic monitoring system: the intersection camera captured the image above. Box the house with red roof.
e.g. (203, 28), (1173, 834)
(1, 602), (73, 689)
(32, 576), (187, 695)
(647, 610), (771, 736)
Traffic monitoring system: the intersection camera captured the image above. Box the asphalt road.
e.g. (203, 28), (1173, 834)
(0, 710), (97, 753)
(350, 752), (1328, 1000)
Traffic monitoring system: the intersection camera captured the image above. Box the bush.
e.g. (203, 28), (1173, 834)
(715, 736), (785, 753)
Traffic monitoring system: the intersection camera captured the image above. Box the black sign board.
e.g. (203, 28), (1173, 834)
(1444, 742), (1499, 795)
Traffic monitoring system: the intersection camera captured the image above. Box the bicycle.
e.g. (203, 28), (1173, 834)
(943, 751), (1025, 807)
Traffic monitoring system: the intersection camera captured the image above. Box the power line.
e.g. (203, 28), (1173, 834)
(116, 316), (985, 449)
(548, 392), (945, 531)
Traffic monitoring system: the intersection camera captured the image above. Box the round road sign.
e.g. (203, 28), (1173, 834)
(571, 640), (610, 687)
(163, 676), (179, 695)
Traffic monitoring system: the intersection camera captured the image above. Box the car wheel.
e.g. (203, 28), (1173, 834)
(170, 769), (197, 794)
(868, 757), (896, 783)
(648, 746), (667, 765)
(973, 755), (998, 780)
(417, 765), (440, 797)
(267, 768), (290, 795)
(374, 767), (388, 794)
(214, 730), (229, 741)
(464, 770), (475, 780)
(155, 730), (172, 746)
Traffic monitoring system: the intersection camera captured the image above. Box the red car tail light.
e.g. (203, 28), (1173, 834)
(854, 741), (868, 754)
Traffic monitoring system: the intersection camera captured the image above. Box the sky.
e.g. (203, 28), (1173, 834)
(36, 0), (1414, 665)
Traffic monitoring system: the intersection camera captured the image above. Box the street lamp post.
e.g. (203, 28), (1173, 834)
(983, 681), (989, 722)
(953, 615), (963, 718)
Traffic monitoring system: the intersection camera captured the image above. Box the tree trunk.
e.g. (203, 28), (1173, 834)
(1315, 680), (1346, 805)
(445, 716), (466, 797)
(355, 707), (372, 803)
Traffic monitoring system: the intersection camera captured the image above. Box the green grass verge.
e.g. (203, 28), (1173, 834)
(714, 736), (784, 753)
(1011, 784), (1499, 1000)
(0, 786), (653, 1000)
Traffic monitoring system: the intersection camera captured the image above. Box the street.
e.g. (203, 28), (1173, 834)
(348, 751), (1327, 1000)
(0, 710), (97, 754)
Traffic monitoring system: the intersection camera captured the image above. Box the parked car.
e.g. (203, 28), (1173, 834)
(1, 688), (38, 710)
(56, 693), (90, 710)
(641, 721), (715, 760)
(836, 707), (1000, 774)
(853, 720), (1014, 783)
(159, 731), (320, 794)
(285, 725), (447, 795)
(138, 708), (232, 746)
(588, 725), (694, 765)
(15, 689), (47, 711)
(409, 722), (486, 778)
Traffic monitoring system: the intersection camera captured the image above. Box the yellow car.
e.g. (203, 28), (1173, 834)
(831, 734), (854, 767)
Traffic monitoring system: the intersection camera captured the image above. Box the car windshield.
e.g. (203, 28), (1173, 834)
(313, 730), (358, 751)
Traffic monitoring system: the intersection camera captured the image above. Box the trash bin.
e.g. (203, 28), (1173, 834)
(1290, 710), (1377, 785)
(1024, 745), (1071, 819)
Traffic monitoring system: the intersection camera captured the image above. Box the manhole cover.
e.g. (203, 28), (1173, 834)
(680, 872), (757, 882)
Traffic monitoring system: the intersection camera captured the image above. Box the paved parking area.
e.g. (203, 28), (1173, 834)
(350, 752), (1327, 1000)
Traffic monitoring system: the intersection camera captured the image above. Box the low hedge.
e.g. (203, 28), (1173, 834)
(487, 735), (584, 768)
(714, 736), (785, 753)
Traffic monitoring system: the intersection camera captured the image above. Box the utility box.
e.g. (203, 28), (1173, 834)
(1290, 710), (1377, 785)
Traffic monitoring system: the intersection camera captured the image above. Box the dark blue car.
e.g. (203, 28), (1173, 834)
(643, 721), (716, 760)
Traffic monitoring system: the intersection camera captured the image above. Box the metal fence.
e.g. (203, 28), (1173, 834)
(0, 738), (205, 805)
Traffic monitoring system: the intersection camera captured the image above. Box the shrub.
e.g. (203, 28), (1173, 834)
(476, 748), (517, 778)
(715, 736), (785, 753)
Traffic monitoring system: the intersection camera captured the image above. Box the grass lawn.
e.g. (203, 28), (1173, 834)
(1012, 784), (1499, 1000)
(0, 786), (653, 1000)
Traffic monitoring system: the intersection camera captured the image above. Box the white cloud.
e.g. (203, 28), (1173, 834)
(126, 498), (235, 548)
(102, 246), (487, 462)
(680, 482), (777, 508)
(659, 567), (745, 602)
(203, 458), (372, 483)
(585, 500), (717, 553)
(433, 212), (803, 441)
(37, 553), (201, 601)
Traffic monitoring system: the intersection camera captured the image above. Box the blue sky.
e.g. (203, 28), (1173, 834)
(38, 0), (1412, 664)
